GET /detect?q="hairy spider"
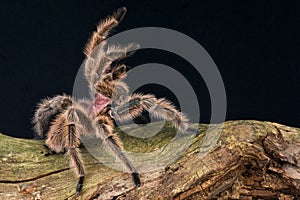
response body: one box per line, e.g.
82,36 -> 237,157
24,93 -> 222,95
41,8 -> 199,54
32,7 -> 189,194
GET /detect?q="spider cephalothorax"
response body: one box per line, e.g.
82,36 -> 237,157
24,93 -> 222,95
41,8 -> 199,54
32,7 -> 189,195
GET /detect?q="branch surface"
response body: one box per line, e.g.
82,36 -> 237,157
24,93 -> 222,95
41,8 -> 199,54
0,121 -> 299,199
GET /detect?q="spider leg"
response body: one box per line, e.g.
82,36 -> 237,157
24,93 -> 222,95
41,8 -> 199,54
86,43 -> 138,97
113,93 -> 189,132
100,43 -> 139,81
46,103 -> 94,194
46,101 -> 140,193
95,115 -> 141,186
83,7 -> 138,96
83,7 -> 129,92
84,7 -> 127,57
32,94 -> 72,138
93,48 -> 135,102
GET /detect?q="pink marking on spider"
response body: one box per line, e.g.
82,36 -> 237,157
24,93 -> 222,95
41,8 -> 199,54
90,93 -> 111,116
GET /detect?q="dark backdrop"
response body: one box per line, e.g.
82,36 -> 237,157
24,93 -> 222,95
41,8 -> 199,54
0,0 -> 299,138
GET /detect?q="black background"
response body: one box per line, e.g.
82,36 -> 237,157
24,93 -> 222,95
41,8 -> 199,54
0,0 -> 299,138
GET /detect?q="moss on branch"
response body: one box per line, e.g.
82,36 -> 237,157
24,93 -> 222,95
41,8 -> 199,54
0,121 -> 299,199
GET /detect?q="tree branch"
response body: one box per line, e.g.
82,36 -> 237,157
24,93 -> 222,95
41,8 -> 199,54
0,120 -> 299,199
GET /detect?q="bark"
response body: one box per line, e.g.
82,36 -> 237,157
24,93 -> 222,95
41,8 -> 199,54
0,120 -> 299,200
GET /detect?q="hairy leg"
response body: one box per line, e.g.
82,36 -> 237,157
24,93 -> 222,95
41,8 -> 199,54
84,7 -> 127,57
113,93 -> 189,132
83,7 -> 138,97
95,115 -> 141,186
88,45 -> 137,97
83,7 -> 128,93
46,103 -> 95,194
100,43 -> 138,81
32,94 -> 72,138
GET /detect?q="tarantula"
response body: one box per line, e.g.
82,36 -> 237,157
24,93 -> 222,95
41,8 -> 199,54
32,7 -> 189,194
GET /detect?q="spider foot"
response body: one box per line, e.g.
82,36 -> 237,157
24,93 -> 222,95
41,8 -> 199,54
76,176 -> 85,194
131,172 -> 141,187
